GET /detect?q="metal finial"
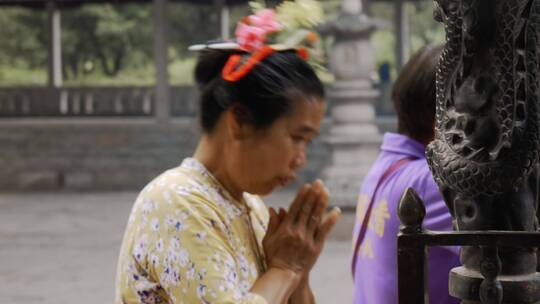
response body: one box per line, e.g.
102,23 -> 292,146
398,187 -> 426,234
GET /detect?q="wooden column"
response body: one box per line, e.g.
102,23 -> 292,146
47,0 -> 62,88
153,0 -> 170,125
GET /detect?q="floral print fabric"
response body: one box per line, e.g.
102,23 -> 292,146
115,158 -> 269,304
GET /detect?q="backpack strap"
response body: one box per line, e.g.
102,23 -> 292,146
351,157 -> 413,279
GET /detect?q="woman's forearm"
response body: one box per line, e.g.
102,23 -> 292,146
251,267 -> 302,304
288,278 -> 315,304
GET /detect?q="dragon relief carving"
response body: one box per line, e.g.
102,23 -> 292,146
427,0 -> 540,198
426,1 -> 540,302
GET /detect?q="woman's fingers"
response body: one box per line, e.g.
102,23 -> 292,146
315,207 -> 341,244
267,207 -> 279,235
264,185 -> 338,277
285,184 -> 311,224
306,184 -> 329,234
278,208 -> 286,221
295,181 -> 321,227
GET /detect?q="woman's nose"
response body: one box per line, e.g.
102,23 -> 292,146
291,151 -> 306,170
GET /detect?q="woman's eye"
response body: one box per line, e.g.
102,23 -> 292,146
292,136 -> 302,142
292,135 -> 312,145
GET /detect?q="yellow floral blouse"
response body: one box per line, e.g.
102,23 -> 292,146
115,158 -> 270,304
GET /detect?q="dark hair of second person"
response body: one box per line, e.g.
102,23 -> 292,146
194,49 -> 325,133
392,44 -> 444,145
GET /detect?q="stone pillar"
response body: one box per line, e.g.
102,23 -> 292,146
320,0 -> 381,207
394,0 -> 409,71
215,0 -> 230,40
47,0 -> 62,88
426,0 -> 540,302
153,0 -> 170,125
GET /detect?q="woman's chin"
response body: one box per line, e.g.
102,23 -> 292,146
248,184 -> 278,197
258,188 -> 276,197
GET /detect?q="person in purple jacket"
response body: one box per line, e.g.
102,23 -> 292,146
352,45 -> 460,304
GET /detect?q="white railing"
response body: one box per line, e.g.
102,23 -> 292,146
0,85 -> 199,117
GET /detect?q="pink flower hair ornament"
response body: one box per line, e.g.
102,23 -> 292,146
188,1 -> 325,83
223,8 -> 311,82
236,9 -> 282,52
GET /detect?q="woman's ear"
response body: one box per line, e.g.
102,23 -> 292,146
225,104 -> 255,140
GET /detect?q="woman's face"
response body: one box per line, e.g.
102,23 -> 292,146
228,97 -> 326,196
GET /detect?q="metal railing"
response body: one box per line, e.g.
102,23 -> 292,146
397,188 -> 540,304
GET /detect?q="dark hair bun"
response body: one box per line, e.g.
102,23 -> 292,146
194,50 -> 239,87
193,49 -> 325,133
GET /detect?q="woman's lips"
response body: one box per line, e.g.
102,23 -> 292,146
278,176 -> 295,187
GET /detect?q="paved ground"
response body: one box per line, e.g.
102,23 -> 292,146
0,191 -> 354,304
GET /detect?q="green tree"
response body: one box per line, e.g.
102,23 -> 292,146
0,8 -> 47,69
61,4 -> 153,79
0,8 -> 47,85
0,1 -> 443,86
369,0 -> 443,79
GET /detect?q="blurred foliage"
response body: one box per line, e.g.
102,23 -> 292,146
61,4 -> 153,79
0,0 -> 442,86
369,1 -> 444,81
0,8 -> 48,85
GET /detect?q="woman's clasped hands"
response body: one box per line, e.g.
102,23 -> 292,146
263,180 -> 341,283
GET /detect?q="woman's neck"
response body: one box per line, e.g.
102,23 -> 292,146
193,135 -> 244,202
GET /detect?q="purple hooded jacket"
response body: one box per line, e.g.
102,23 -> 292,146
352,133 -> 460,304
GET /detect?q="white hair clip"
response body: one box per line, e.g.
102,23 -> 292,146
187,42 -> 242,52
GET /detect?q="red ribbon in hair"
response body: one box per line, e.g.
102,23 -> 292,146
222,46 -> 310,82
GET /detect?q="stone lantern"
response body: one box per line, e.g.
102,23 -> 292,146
321,0 -> 381,207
